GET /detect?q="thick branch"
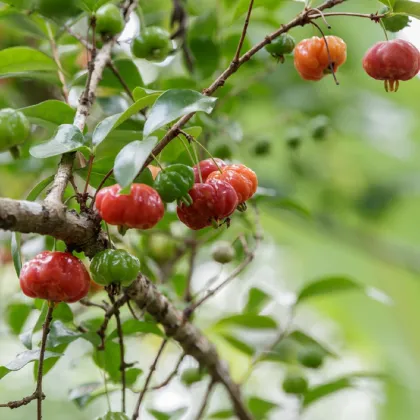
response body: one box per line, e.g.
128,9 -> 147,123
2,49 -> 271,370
125,275 -> 252,420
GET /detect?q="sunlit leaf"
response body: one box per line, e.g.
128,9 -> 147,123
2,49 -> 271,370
247,396 -> 279,420
0,47 -> 56,76
19,100 -> 76,128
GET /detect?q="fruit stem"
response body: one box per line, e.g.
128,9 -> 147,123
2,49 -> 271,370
188,136 -> 224,173
36,302 -> 55,420
151,153 -> 165,170
136,4 -> 146,34
191,142 -> 203,183
9,146 -> 20,160
177,133 -> 197,166
379,20 -> 389,41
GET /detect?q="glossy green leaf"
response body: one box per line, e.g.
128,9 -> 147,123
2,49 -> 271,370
247,397 -> 278,420
125,368 -> 143,387
244,287 -> 270,314
219,332 -> 255,356
26,175 -> 55,201
214,314 -> 277,329
303,373 -> 383,408
114,137 -> 158,188
133,87 -> 163,101
289,330 -> 337,358
11,232 -> 22,278
30,124 -> 88,158
70,382 -> 119,409
209,410 -> 234,419
108,319 -> 164,340
92,93 -> 160,148
6,302 -> 32,335
45,321 -> 82,349
393,1 -> 420,18
148,407 -> 187,420
19,100 -> 76,129
0,47 -> 56,76
143,89 -> 217,137
93,342 -> 121,383
296,276 -> 362,304
0,350 -> 61,380
76,0 -> 111,12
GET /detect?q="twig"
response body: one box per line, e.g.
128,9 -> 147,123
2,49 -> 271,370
233,0 -> 255,63
80,298 -> 109,311
109,294 -> 127,412
193,380 -> 216,420
309,12 -> 385,20
127,299 -> 141,320
46,22 -> 69,102
108,61 -> 135,101
97,295 -> 129,350
150,353 -> 186,391
0,304 -> 54,415
132,339 -> 168,420
184,241 -> 197,302
36,303 -> 54,419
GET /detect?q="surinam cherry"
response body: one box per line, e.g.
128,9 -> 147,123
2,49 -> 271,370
294,36 -> 347,81
363,39 -> 420,92
193,158 -> 226,183
19,252 -> 91,303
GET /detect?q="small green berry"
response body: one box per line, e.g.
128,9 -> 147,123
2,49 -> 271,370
212,241 -> 235,264
282,371 -> 309,395
310,115 -> 330,141
297,346 -> 325,369
132,26 -> 172,61
181,368 -> 205,386
0,108 -> 30,153
265,34 -> 296,59
96,4 -> 125,36
253,140 -> 271,156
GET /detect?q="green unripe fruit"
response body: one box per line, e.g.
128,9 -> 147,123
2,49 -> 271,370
132,26 -> 172,61
148,233 -> 177,263
212,241 -> 235,264
96,4 -> 125,36
154,164 -> 194,203
212,144 -> 233,160
282,372 -> 309,395
297,346 -> 325,369
253,140 -> 271,156
265,34 -> 296,58
380,7 -> 410,32
90,249 -> 140,287
310,115 -> 330,141
0,108 -> 30,152
36,0 -> 80,19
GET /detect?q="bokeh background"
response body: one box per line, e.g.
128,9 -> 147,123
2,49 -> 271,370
1,0 -> 420,419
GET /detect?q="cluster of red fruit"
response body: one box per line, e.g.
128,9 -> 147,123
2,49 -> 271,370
95,159 -> 258,231
290,35 -> 420,92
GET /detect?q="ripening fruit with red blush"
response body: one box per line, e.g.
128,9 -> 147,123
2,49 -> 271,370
362,39 -> 420,92
193,158 -> 226,183
207,164 -> 258,203
294,36 -> 347,81
19,251 -> 91,303
95,183 -> 164,230
177,179 -> 238,230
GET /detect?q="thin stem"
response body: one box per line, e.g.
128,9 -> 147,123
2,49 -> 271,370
176,133 -> 196,166
150,353 -> 186,391
310,12 -> 385,20
188,136 -> 223,173
109,294 -> 127,412
233,0 -> 254,63
132,339 -> 168,420
83,155 -> 95,196
46,22 -> 69,102
191,143 -> 202,182
151,153 -> 165,170
36,302 -> 55,420
379,19 -> 389,41
91,169 -> 114,208
108,61 -> 136,101
193,380 -> 216,420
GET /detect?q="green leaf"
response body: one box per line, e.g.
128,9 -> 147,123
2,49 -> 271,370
11,232 -> 22,277
214,314 -> 277,330
148,408 -> 187,420
108,319 -> 164,340
219,332 -> 255,356
303,373 -> 382,408
209,410 -> 234,419
244,287 -> 270,314
393,1 -> 420,18
125,368 -> 143,387
19,100 -> 76,129
0,47 -> 56,76
76,0 -> 111,12
6,302 -> 32,335
247,397 -> 278,420
69,382 -> 119,408
26,175 -> 55,201
96,413 -> 130,420
0,350 -> 61,380
30,124 -> 88,158
289,330 -> 337,358
296,276 -> 362,304
46,321 -> 82,349
92,93 -> 160,148
143,89 -> 217,137
233,0 -> 280,20
93,342 -> 122,383
114,137 -> 158,188
2,0 -> 36,8
133,87 -> 163,101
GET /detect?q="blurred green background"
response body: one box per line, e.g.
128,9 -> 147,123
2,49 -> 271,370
1,0 -> 420,419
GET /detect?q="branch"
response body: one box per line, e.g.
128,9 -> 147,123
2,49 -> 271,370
140,0 -> 346,170
193,380 -> 216,420
233,0 -> 254,63
150,353 -> 186,391
45,0 -> 138,207
125,276 -> 253,420
132,339 -> 168,420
